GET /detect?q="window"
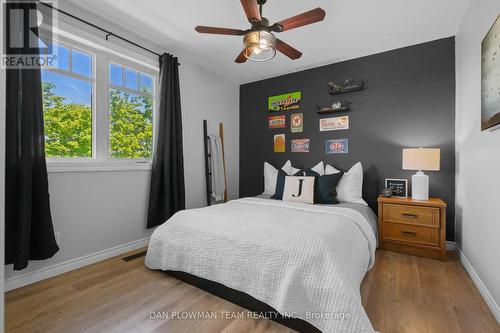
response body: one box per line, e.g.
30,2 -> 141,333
41,43 -> 94,158
41,37 -> 158,169
108,63 -> 154,159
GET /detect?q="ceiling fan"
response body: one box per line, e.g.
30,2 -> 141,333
195,0 -> 326,63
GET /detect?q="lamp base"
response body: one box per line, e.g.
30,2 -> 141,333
412,171 -> 429,201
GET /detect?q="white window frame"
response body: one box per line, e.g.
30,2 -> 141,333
42,39 -> 97,163
106,61 -> 157,163
43,33 -> 159,173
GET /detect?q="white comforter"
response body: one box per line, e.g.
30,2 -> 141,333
145,197 -> 377,333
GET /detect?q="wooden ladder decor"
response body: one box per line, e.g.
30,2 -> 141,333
203,120 -> 228,206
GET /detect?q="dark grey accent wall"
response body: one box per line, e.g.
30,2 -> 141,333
239,37 -> 456,240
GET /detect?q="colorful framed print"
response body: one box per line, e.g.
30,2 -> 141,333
291,113 -> 303,133
325,139 -> 348,154
291,139 -> 310,153
268,91 -> 301,112
274,134 -> 286,153
385,179 -> 408,198
481,15 -> 500,131
268,115 -> 286,129
319,116 -> 349,131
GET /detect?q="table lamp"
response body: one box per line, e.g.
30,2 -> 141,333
402,148 -> 440,201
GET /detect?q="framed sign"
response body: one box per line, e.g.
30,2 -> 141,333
291,139 -> 310,153
325,139 -> 348,154
274,134 -> 286,153
268,91 -> 301,112
319,116 -> 349,131
291,113 -> 303,133
385,179 -> 408,198
268,115 -> 286,129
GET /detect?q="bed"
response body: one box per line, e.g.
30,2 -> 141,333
145,195 -> 378,333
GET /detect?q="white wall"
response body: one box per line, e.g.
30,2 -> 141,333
455,0 -> 500,322
4,6 -> 239,285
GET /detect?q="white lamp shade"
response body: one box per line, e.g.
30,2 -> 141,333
402,148 -> 440,171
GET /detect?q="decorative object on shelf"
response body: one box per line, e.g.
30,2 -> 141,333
315,100 -> 350,114
291,139 -> 310,153
268,115 -> 286,129
328,78 -> 364,95
325,139 -> 348,154
381,187 -> 393,198
385,179 -> 408,198
291,113 -> 303,133
402,148 -> 440,201
273,134 -> 286,153
481,15 -> 500,131
319,115 -> 349,131
268,91 -> 301,111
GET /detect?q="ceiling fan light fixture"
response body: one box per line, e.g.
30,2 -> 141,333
243,30 -> 276,62
195,2 -> 325,64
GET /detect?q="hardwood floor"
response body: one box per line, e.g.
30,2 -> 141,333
6,249 -> 500,333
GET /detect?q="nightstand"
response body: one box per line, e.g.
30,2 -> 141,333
377,195 -> 447,261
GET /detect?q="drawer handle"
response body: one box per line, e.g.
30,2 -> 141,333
401,231 -> 417,237
402,213 -> 418,218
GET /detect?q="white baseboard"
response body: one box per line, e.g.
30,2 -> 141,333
456,245 -> 500,324
446,241 -> 456,251
5,237 -> 150,292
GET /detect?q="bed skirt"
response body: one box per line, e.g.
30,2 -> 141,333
165,270 -> 322,333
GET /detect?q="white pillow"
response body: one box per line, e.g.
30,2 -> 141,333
336,162 -> 367,205
310,161 -> 325,175
263,161 -> 301,195
283,160 -> 301,175
282,176 -> 315,204
325,163 -> 341,175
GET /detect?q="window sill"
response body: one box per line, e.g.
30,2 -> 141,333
47,163 -> 152,173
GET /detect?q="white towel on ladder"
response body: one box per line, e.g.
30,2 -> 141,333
208,135 -> 226,201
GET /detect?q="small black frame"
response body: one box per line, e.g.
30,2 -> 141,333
385,178 -> 408,198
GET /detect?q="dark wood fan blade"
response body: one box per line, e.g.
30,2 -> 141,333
195,26 -> 246,36
240,0 -> 261,23
276,8 -> 325,31
276,39 -> 302,60
235,49 -> 248,63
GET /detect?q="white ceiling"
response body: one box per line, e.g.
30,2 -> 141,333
64,0 -> 470,84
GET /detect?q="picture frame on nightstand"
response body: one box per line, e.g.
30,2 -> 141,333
385,179 -> 408,198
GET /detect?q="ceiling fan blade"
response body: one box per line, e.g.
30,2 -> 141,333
195,26 -> 246,36
235,49 -> 248,63
240,0 -> 261,23
276,39 -> 302,60
275,8 -> 326,31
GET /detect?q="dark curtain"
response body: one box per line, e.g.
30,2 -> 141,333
147,53 -> 185,228
5,4 -> 59,270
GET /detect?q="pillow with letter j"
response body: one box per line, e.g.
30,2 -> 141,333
282,176 -> 315,204
271,169 -> 303,200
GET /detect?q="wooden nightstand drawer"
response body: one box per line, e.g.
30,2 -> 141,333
383,222 -> 439,246
384,204 -> 439,228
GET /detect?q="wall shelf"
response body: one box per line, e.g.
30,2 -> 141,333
315,100 -> 351,114
316,107 -> 350,114
328,79 -> 364,95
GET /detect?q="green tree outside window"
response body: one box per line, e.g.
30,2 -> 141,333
42,81 -> 153,159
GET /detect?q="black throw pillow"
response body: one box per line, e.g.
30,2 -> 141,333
305,169 -> 344,204
271,169 -> 302,200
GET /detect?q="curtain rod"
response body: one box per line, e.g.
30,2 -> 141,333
40,2 -> 178,63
